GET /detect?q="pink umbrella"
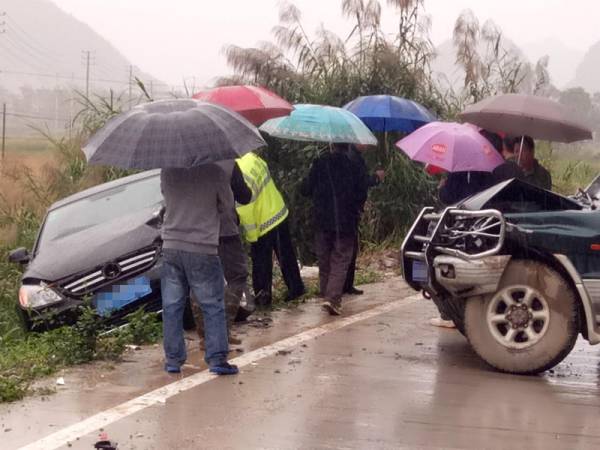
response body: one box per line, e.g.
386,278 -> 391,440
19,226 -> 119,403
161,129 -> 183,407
193,85 -> 293,126
396,122 -> 504,173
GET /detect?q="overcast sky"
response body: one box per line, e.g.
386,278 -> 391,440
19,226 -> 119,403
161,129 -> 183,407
50,0 -> 599,88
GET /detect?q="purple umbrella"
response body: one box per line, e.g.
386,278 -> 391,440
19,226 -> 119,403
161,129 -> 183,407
396,122 -> 504,173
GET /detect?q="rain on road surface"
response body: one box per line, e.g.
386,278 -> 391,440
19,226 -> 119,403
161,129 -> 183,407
4,277 -> 600,449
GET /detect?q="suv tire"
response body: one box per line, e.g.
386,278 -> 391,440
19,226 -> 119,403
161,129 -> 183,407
464,260 -> 579,375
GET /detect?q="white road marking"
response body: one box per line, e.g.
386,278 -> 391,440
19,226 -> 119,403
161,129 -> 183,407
20,295 -> 421,450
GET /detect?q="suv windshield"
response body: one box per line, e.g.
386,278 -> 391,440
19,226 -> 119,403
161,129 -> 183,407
37,175 -> 162,250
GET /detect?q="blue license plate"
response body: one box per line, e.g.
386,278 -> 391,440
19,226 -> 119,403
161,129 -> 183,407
412,261 -> 428,282
95,276 -> 152,317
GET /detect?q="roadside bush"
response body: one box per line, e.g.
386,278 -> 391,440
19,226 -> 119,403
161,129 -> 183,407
121,307 -> 162,346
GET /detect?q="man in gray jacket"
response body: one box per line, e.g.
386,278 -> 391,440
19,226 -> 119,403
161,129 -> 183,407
191,160 -> 253,347
161,164 -> 238,375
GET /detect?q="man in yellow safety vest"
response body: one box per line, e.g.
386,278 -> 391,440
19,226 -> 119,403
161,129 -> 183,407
236,152 -> 305,306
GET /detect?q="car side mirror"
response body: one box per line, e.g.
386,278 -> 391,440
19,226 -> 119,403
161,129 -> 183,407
146,206 -> 165,228
8,247 -> 30,265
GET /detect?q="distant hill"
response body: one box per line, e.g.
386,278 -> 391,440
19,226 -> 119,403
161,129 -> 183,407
521,38 -> 582,89
570,41 -> 600,93
0,0 -> 163,94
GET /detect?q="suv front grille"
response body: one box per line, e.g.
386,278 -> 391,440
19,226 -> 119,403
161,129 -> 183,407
58,245 -> 160,297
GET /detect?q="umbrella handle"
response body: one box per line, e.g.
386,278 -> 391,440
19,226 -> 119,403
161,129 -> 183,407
517,136 -> 524,164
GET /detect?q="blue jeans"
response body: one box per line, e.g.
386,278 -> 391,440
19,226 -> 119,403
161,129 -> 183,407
161,249 -> 228,368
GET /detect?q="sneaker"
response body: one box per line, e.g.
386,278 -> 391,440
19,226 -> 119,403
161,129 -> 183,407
322,299 -> 342,316
345,287 -> 364,295
165,364 -> 181,374
209,362 -> 239,375
429,317 -> 456,328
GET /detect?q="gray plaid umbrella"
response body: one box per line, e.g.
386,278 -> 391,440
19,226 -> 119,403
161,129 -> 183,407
83,99 -> 266,169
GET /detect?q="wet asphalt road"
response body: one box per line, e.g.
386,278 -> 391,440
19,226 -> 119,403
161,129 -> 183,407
5,277 -> 600,449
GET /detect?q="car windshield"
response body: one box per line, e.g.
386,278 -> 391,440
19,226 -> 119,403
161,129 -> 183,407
37,175 -> 162,250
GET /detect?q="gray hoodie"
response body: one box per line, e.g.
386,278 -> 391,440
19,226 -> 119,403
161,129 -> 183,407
161,165 -> 232,255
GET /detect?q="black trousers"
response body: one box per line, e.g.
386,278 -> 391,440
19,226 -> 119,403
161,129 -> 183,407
250,218 -> 305,304
343,235 -> 359,292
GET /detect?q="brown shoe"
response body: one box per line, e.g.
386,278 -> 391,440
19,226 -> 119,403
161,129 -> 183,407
229,335 -> 243,345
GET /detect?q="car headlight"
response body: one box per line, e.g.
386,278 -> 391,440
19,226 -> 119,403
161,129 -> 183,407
19,284 -> 63,309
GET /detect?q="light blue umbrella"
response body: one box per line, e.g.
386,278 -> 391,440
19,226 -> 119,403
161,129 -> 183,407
259,104 -> 378,145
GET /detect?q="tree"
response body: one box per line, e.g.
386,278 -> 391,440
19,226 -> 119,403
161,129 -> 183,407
452,10 -> 537,104
217,0 -> 442,253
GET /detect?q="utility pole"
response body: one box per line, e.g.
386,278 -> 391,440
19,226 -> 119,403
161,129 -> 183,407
1,103 -> 6,162
82,50 -> 94,97
85,51 -> 91,97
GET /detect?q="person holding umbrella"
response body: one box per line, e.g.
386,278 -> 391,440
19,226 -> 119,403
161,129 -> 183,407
437,129 -> 503,205
261,104 -> 378,315
514,136 -> 552,190
342,144 -> 385,296
343,95 -> 435,294
491,135 -> 524,183
190,159 -> 252,349
83,99 -> 266,375
459,93 -> 593,189
190,85 -> 295,336
397,122 -> 505,328
301,143 -> 367,315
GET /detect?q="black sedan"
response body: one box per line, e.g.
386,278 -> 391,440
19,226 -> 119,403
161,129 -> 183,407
9,170 -> 175,330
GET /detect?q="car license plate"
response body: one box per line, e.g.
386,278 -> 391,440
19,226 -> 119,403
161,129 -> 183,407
95,276 -> 152,317
412,260 -> 428,282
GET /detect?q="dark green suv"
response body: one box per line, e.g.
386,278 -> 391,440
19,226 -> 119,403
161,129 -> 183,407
402,177 -> 600,374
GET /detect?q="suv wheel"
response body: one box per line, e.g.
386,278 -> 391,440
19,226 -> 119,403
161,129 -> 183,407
464,260 -> 579,375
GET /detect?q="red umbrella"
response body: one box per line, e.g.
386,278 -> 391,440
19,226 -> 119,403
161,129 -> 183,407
192,85 -> 293,126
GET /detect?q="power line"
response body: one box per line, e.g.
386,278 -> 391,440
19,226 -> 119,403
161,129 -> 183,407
4,23 -> 68,66
4,13 -> 67,62
0,69 -> 131,86
7,112 -> 70,121
3,33 -> 61,72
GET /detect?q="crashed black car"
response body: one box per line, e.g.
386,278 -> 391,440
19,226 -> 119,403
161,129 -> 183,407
9,170 -> 173,330
402,176 -> 600,375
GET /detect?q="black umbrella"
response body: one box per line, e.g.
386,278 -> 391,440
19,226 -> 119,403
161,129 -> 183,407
83,99 -> 266,169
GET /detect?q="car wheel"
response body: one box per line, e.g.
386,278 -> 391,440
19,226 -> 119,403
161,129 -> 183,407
464,260 -> 579,375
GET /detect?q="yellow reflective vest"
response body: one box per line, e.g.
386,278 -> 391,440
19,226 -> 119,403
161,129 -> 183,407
236,152 -> 289,243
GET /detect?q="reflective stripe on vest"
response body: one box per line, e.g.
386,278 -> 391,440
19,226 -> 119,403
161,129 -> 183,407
259,204 -> 288,233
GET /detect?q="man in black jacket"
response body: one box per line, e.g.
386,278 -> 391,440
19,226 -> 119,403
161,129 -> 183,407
492,135 -> 524,184
301,144 -> 367,315
343,144 -> 384,295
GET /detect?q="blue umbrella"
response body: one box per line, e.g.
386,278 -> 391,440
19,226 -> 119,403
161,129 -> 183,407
260,104 -> 378,145
343,95 -> 436,133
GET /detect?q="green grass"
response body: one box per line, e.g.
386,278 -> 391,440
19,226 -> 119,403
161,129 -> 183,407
0,305 -> 162,403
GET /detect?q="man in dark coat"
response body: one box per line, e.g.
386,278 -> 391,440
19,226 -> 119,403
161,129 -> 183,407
492,135 -> 524,184
515,135 -> 552,190
343,144 -> 384,295
301,144 -> 367,315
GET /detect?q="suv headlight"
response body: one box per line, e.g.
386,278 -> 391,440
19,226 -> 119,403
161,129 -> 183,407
19,284 -> 63,309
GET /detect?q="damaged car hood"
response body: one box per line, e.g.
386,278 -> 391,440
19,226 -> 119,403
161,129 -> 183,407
24,206 -> 161,281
